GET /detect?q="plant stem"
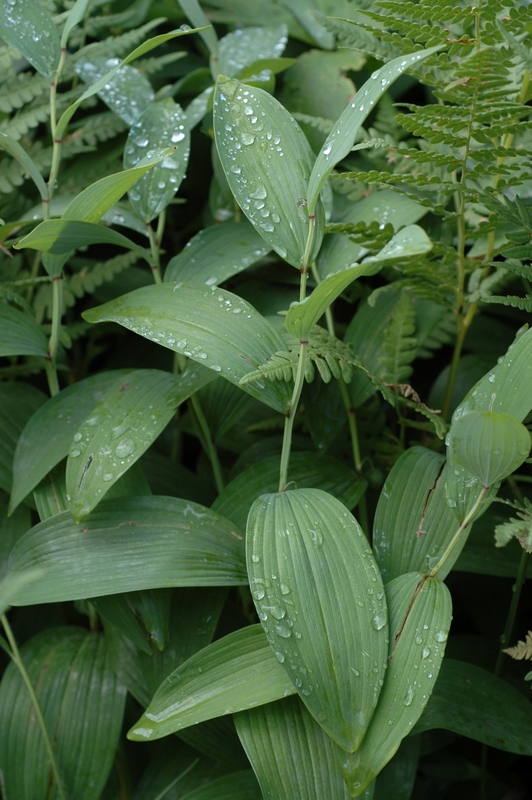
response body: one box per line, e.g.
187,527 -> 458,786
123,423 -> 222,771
45,275 -> 63,397
1,615 -> 67,800
189,393 -> 224,494
47,48 -> 67,215
279,338 -> 308,492
147,223 -> 162,284
428,486 -> 488,578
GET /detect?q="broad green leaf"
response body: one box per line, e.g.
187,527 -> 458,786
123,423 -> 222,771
0,499 -> 31,578
0,0 -> 61,78
0,383 -> 46,495
128,625 -> 294,741
217,25 -> 288,78
447,326 -> 532,521
56,25 -> 206,138
447,411 -> 530,488
414,659 -> 532,754
0,302 -> 48,358
0,568 -> 45,616
128,588 -> 172,651
234,696 -> 369,800
279,0 -> 335,49
0,627 -> 126,800
341,573 -> 452,795
285,225 -> 432,339
307,45 -> 444,213
247,488 -> 388,752
6,496 -> 246,604
82,283 -> 291,414
60,0 -> 91,47
64,152 -> 172,224
213,76 -> 325,268
65,367 -> 213,521
9,370 -> 129,513
181,771 -> 262,800
178,0 -> 218,57
317,190 -> 427,280
90,592 -> 156,656
124,99 -> 190,222
164,221 -> 270,285
0,132 -> 48,200
14,219 -> 150,261
373,448 -> 465,582
212,451 -> 366,532
373,736 -> 420,800
74,57 -> 155,126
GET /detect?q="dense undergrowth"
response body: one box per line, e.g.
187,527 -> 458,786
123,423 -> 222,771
1,0 -> 532,798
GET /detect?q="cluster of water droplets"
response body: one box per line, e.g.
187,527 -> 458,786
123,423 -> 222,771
217,24 -> 288,78
74,58 -> 154,126
3,0 -> 59,78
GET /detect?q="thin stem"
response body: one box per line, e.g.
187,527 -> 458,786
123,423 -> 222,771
147,223 -> 162,284
428,486 -> 488,578
495,548 -> 529,675
1,615 -> 67,800
47,48 -> 67,214
189,393 -> 224,494
152,759 -> 199,800
45,275 -> 63,397
279,339 -> 308,492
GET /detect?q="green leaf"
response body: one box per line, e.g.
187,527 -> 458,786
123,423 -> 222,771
341,573 -> 452,795
373,736 -> 420,800
306,45 -> 444,213
217,25 -> 288,78
414,659 -> 532,754
239,57 -> 296,80
65,367 -> 212,521
285,225 -> 432,339
0,568 -> 45,616
10,371 -> 129,514
447,411 -> 530,488
178,0 -> 218,57
74,56 -> 155,126
6,496 -> 247,604
212,451 -> 366,533
278,0 -> 335,49
14,219 -> 150,261
0,383 -> 46,495
213,76 -> 324,268
0,302 -> 48,358
124,99 -> 190,222
181,772 -> 262,800
247,488 -> 388,752
128,625 -> 293,741
0,132 -> 48,200
60,0 -> 91,48
56,25 -> 207,139
82,283 -> 291,414
0,0 -> 61,79
0,627 -> 126,800
234,696 -> 367,800
164,221 -> 270,285
373,447 -> 464,582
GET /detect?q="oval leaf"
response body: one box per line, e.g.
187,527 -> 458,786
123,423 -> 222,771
213,76 -> 324,268
124,99 -> 190,222
65,367 -> 212,521
82,283 -> 291,414
75,57 -> 155,126
247,488 -> 388,752
0,0 -> 61,78
307,45 -> 443,213
341,572 -> 452,795
447,410 -> 531,488
5,496 -> 247,605
217,25 -> 288,77
0,627 -> 126,800
164,221 -> 270,285
128,625 -> 294,741
15,219 -> 150,261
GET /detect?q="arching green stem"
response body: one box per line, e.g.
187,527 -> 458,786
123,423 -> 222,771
428,486 -> 488,578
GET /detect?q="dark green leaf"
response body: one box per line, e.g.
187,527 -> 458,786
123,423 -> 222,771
0,303 -> 48,358
0,382 -> 46,495
6,496 -> 247,604
74,57 -> 155,126
0,0 -> 61,78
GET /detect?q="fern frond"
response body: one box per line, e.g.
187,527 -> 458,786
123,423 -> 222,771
416,308 -> 456,359
292,112 -> 334,135
65,111 -> 128,149
317,13 -> 402,62
68,251 -> 141,300
0,102 -> 51,141
482,295 -> 532,312
383,381 -> 446,438
75,19 -> 163,62
503,632 -> 532,661
495,498 -> 532,552
136,52 -> 187,77
0,44 -> 24,73
0,72 -> 49,114
379,292 -> 417,383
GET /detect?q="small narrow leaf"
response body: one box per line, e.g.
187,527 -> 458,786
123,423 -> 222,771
178,0 -> 218,57
307,45 -> 443,213
447,410 -> 530,488
66,368 -> 212,521
213,76 -> 324,268
60,0 -> 91,47
247,488 -> 388,752
0,569 -> 45,616
0,0 -> 61,78
0,132 -> 48,200
15,219 -> 150,262
234,696 -> 360,800
124,99 -> 190,222
285,225 -> 432,339
164,221 -> 270,285
128,625 -> 293,741
6,496 -> 247,605
83,283 -> 291,414
341,573 -> 452,795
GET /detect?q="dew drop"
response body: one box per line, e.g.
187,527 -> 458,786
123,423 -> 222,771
241,133 -> 255,146
403,686 -> 415,706
435,631 -> 448,643
250,186 -> 267,200
251,554 -> 260,563
422,647 -> 431,659
274,651 -> 285,663
102,473 -> 114,482
252,587 -> 265,600
371,614 -> 387,631
70,448 -> 81,458
115,439 -> 136,458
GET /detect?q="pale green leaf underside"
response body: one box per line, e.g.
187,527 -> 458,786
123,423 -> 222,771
6,496 -> 247,605
83,283 -> 291,414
